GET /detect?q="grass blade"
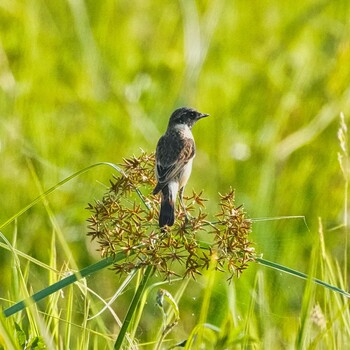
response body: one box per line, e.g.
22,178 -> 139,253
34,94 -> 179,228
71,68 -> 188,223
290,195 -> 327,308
3,253 -> 124,318
0,162 -> 125,230
256,257 -> 350,298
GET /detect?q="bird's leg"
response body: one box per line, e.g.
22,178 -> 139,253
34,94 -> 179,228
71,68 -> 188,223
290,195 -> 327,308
179,187 -> 191,224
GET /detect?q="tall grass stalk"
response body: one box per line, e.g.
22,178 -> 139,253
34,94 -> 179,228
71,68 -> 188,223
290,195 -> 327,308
185,257 -> 217,349
113,266 -> 153,350
338,112 -> 349,285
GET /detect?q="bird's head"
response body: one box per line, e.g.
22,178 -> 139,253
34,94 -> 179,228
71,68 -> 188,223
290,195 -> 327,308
168,107 -> 209,129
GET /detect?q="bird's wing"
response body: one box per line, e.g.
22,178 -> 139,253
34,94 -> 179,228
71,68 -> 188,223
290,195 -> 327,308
154,136 -> 195,192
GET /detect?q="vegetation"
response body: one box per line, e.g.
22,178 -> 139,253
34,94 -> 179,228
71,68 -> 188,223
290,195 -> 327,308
0,0 -> 350,348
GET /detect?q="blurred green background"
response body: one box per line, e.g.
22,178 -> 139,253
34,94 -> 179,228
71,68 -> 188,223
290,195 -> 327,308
1,0 -> 350,347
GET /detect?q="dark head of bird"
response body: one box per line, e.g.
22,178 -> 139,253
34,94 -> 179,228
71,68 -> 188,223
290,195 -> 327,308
168,107 -> 209,129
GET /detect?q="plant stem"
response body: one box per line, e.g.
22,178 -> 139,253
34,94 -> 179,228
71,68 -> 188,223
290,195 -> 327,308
114,265 -> 153,350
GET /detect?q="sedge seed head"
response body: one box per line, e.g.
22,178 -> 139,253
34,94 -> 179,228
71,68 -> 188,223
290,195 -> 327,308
86,151 -> 255,281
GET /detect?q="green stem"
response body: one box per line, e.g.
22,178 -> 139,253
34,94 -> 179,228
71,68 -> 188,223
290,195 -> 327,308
114,265 -> 153,350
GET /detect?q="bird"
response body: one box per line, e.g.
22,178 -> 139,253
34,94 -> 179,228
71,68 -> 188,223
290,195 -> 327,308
153,107 -> 209,228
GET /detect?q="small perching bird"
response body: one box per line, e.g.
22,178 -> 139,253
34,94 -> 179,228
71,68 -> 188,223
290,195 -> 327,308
153,107 -> 209,228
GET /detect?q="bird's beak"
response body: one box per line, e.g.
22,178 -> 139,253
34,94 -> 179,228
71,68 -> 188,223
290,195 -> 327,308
198,113 -> 209,119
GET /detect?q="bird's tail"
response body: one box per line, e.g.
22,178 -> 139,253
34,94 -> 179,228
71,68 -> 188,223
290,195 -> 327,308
159,186 -> 175,227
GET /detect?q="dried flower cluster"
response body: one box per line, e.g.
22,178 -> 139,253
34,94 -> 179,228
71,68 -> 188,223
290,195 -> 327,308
86,151 -> 255,281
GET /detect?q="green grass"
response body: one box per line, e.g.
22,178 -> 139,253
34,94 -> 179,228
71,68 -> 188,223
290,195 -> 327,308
1,0 -> 350,348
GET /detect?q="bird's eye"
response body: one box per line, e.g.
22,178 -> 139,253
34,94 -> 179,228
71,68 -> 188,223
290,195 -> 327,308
190,112 -> 195,117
